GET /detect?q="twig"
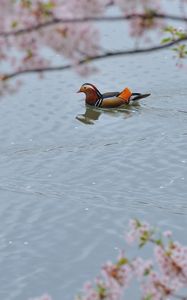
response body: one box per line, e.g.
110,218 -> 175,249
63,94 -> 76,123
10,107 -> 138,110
0,13 -> 187,37
1,36 -> 187,81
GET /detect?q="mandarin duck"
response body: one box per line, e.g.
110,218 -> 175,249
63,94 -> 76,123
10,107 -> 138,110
77,83 -> 151,108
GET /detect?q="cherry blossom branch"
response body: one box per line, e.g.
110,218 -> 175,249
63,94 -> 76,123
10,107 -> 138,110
27,219 -> 187,300
1,36 -> 187,81
75,219 -> 187,300
0,13 -> 187,38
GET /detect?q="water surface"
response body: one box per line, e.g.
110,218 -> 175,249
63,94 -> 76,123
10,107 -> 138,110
0,18 -> 187,300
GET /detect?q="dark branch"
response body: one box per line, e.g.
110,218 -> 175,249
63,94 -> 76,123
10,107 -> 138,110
0,13 -> 187,37
173,293 -> 187,300
2,36 -> 187,81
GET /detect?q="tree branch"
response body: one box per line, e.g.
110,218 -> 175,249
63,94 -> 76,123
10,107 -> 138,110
1,36 -> 187,81
0,13 -> 187,38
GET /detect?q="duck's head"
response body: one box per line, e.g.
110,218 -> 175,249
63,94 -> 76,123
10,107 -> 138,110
77,83 -> 102,105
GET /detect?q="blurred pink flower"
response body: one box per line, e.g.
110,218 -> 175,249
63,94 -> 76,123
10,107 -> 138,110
163,230 -> 173,238
30,294 -> 52,300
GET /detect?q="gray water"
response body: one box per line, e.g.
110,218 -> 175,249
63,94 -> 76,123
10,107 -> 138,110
0,13 -> 187,300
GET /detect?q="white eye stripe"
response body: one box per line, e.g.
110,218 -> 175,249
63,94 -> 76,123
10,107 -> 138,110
83,84 -> 95,90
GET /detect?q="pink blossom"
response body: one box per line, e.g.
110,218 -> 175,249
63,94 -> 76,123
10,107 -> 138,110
141,271 -> 176,300
132,257 -> 153,278
163,230 -> 173,238
29,294 -> 52,300
155,242 -> 187,285
125,219 -> 152,245
102,260 -> 132,287
80,278 -> 122,300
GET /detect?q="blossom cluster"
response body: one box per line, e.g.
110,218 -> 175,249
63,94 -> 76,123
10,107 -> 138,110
32,219 -> 187,300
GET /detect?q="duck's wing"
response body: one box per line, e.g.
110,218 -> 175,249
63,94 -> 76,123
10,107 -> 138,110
102,92 -> 120,99
100,97 -> 127,108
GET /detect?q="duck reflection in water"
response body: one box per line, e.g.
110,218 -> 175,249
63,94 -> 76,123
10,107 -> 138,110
76,104 -> 139,125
